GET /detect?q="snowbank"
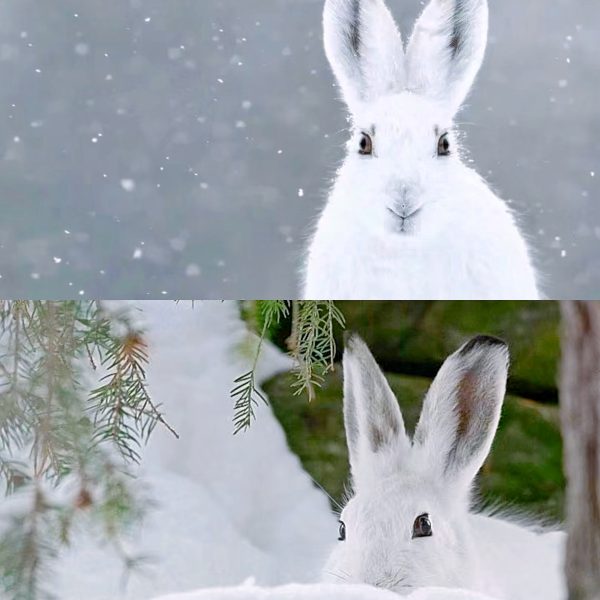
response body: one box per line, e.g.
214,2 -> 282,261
52,301 -> 336,599
151,583 -> 499,600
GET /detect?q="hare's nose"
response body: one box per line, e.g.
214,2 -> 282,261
389,182 -> 422,216
393,197 -> 422,221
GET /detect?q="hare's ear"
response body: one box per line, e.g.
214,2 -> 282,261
323,0 -> 405,113
405,0 -> 489,115
414,336 -> 508,491
343,334 -> 409,484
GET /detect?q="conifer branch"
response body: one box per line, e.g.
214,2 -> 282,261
232,301 -> 289,434
0,301 -> 170,600
232,301 -> 346,430
288,301 -> 345,401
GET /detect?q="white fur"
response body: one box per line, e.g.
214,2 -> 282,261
323,335 -> 565,598
304,0 -> 540,300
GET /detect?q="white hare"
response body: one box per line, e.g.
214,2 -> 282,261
303,0 -> 540,300
323,334 -> 565,598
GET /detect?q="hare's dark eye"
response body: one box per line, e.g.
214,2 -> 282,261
412,513 -> 432,539
338,520 -> 346,541
359,133 -> 373,156
437,133 -> 451,157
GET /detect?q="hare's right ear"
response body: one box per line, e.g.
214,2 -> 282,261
323,0 -> 405,114
405,0 -> 489,115
414,336 -> 509,493
343,334 -> 409,485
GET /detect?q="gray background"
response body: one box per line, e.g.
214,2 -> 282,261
0,0 -> 598,299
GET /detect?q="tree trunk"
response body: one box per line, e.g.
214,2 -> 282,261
560,301 -> 600,600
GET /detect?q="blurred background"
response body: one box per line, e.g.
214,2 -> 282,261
0,0 -> 598,298
265,301 -> 565,520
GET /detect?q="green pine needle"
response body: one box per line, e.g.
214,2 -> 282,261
0,300 -> 171,600
232,301 -> 346,432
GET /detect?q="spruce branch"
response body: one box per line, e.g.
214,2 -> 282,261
0,301 -> 172,600
232,301 -> 346,431
0,484 -> 56,600
0,456 -> 29,495
288,301 -> 346,401
232,301 -> 289,434
231,370 -> 267,435
87,311 -> 177,462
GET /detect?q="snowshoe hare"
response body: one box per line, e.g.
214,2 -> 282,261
324,334 -> 565,598
303,0 -> 540,299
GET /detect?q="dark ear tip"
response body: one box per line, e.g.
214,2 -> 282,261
344,331 -> 368,353
459,335 -> 508,357
344,330 -> 359,347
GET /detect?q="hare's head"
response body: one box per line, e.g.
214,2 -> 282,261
324,334 -> 508,593
324,0 -> 489,236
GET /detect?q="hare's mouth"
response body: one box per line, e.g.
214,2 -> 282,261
389,583 -> 416,596
387,206 -> 422,234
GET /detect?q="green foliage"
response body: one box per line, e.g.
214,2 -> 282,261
88,322 -> 178,463
232,371 -> 269,435
232,301 -> 289,434
0,487 -> 58,600
482,399 -> 565,519
335,301 -> 561,403
289,301 -> 346,401
0,301 -> 175,600
232,301 -> 345,433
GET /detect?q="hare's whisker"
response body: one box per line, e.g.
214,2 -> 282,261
309,476 -> 343,512
324,570 -> 349,583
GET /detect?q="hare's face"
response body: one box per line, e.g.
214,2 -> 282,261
324,470 -> 472,593
343,93 -> 457,237
325,334 -> 509,594
323,0 -> 490,234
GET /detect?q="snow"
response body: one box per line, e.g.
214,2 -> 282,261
151,584 -> 499,600
50,301 -> 336,598
120,178 -> 136,192
1,1 -> 598,299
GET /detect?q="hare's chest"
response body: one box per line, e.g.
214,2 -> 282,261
303,205 -> 537,299
305,233 -> 461,299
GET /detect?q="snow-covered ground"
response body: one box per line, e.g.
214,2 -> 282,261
152,583 -> 500,600
53,301 -> 336,598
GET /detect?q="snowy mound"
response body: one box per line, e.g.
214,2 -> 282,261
53,301 -> 336,599
151,583 -> 500,600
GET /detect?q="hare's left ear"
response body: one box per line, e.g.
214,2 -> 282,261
405,0 -> 489,115
323,0 -> 405,114
414,336 -> 508,491
343,334 -> 410,486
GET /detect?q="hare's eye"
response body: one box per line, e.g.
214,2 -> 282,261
437,133 -> 451,157
412,514 -> 433,539
359,133 -> 373,156
338,520 -> 346,541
